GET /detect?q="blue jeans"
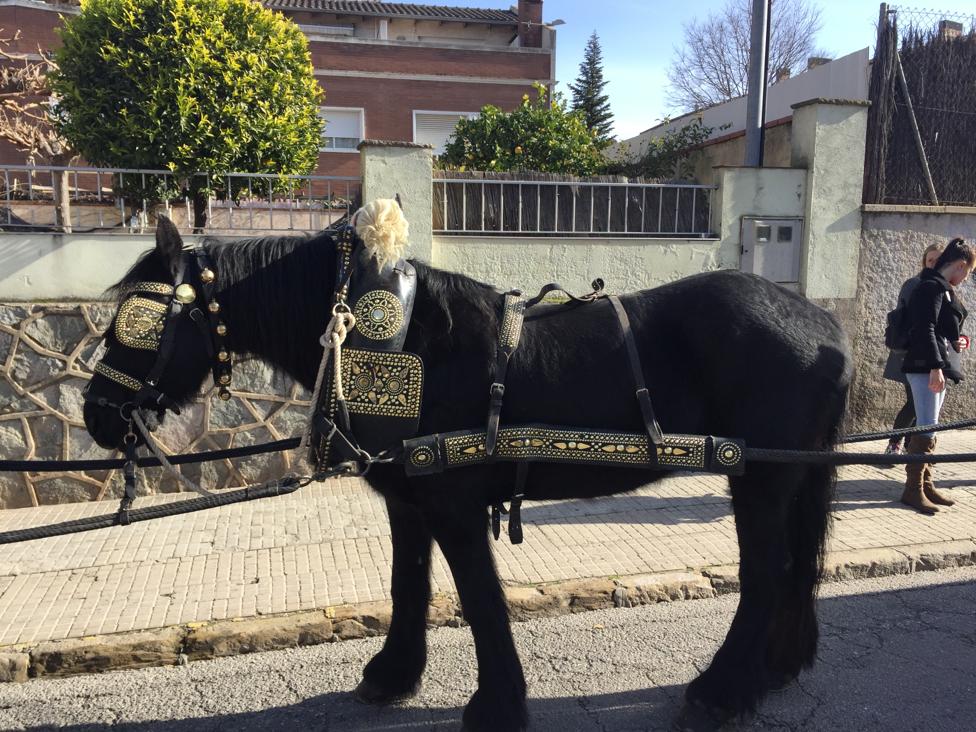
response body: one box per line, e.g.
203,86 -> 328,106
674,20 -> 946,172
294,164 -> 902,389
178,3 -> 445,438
905,372 -> 948,438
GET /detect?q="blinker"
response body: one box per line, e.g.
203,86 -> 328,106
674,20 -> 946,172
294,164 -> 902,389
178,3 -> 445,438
174,283 -> 197,304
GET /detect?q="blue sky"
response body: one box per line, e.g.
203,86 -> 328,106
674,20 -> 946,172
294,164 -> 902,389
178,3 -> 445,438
446,0 -> 976,139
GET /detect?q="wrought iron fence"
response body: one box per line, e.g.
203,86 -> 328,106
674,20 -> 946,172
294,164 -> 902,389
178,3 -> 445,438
865,4 -> 976,206
432,174 -> 716,238
0,166 -> 361,234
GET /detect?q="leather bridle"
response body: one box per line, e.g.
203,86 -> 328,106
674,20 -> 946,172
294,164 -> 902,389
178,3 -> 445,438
84,248 -> 232,424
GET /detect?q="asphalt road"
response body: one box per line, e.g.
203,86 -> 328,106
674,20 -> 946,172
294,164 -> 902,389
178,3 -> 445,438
1,566 -> 974,732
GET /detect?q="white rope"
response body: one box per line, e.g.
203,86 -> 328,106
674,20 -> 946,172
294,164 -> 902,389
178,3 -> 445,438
299,309 -> 357,452
131,410 -> 214,496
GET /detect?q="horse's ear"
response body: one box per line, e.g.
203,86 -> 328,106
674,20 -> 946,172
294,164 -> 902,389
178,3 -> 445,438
155,215 -> 184,279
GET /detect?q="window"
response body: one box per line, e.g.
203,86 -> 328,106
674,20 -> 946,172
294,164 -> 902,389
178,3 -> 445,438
319,108 -> 364,152
300,24 -> 355,41
413,111 -> 478,155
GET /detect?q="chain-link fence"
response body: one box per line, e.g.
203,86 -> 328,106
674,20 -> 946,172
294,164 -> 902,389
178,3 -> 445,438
864,4 -> 976,206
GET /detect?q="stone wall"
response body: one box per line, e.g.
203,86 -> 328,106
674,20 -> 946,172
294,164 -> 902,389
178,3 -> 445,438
848,207 -> 976,432
0,304 -> 308,510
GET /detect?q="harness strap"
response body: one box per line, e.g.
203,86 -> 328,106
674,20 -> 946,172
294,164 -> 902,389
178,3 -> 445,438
486,290 -> 526,456
138,256 -> 188,406
523,278 -> 605,308
491,462 -> 528,544
608,295 -> 664,451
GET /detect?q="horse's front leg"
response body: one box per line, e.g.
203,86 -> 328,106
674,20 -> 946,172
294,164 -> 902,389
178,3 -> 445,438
431,500 -> 528,732
356,494 -> 433,703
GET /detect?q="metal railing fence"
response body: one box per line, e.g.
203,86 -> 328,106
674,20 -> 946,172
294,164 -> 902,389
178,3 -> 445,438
432,176 -> 716,238
0,165 -> 361,234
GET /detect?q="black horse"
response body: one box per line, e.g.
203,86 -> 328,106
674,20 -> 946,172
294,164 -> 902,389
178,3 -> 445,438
84,218 -> 852,731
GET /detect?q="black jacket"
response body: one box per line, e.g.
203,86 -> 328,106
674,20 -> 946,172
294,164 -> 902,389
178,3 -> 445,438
902,269 -> 968,382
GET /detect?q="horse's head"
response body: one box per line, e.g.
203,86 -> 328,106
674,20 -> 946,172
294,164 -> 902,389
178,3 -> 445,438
84,218 -> 227,449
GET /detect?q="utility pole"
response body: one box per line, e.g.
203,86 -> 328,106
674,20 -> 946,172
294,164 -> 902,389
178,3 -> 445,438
744,0 -> 771,166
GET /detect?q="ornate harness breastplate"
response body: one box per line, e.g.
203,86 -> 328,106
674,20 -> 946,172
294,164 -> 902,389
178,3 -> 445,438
308,228 -> 423,471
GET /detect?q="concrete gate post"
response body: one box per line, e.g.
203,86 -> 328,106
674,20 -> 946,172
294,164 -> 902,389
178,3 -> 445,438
359,141 -> 434,263
790,98 -> 871,300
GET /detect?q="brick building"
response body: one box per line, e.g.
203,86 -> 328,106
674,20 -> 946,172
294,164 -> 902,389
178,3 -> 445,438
0,0 -> 557,176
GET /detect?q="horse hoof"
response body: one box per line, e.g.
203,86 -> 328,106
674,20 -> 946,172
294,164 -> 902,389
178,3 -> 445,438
672,699 -> 730,732
353,678 -> 419,705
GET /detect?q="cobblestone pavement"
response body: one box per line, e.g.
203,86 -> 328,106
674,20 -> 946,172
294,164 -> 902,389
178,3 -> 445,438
0,432 -> 974,646
1,567 -> 973,731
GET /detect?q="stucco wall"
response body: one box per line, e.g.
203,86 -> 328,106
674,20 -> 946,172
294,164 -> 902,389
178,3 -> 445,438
848,207 -> 976,432
432,236 -> 722,294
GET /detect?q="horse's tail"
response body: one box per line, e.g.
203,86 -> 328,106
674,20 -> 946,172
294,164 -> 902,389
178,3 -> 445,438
778,345 -> 850,671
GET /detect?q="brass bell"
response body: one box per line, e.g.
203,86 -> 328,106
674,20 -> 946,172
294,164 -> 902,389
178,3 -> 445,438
174,283 -> 196,304
218,350 -> 230,362
200,268 -> 216,284
208,301 -> 220,314
216,323 -> 227,336
218,388 -> 231,401
218,373 -> 231,385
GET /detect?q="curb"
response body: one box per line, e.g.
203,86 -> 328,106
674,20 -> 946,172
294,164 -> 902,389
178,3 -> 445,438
2,539 -> 974,682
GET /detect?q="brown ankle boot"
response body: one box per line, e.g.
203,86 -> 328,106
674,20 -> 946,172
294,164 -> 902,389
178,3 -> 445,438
902,435 -> 940,515
921,437 -> 954,506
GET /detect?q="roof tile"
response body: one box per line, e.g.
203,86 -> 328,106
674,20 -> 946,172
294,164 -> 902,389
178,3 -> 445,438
265,1 -> 518,24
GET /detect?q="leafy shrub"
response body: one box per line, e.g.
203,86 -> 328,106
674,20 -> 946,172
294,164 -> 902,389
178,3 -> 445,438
440,83 -> 604,175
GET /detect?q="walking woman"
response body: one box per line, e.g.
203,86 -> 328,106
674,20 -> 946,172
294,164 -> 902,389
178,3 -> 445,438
882,243 -> 944,456
901,238 -> 975,514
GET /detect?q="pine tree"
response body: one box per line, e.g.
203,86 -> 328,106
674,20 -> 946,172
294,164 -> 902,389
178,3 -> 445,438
569,32 -> 614,145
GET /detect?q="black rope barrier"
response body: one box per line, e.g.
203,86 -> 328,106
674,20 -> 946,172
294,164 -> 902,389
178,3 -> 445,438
0,473 -> 322,545
0,438 -> 301,473
840,416 -> 976,444
744,448 -> 976,466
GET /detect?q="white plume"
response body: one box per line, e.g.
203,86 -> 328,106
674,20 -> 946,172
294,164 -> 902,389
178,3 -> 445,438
353,198 -> 409,270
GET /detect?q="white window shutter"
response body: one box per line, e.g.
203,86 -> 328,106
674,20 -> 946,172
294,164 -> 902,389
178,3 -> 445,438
414,112 -> 472,155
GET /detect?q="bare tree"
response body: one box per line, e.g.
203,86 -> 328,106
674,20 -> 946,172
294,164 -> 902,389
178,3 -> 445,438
667,0 -> 825,113
0,30 -> 76,230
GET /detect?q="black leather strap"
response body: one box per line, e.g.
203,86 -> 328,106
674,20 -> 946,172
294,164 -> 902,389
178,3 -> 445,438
486,290 -> 525,455
137,256 -> 188,409
608,295 -> 664,449
523,278 -> 605,309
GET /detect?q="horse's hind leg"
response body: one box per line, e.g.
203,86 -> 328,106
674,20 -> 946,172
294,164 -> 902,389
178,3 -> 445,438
356,496 -> 433,703
430,501 -> 528,732
680,463 -> 810,728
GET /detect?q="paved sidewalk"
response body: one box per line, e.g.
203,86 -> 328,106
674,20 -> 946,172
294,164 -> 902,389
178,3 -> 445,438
1,432 -> 975,648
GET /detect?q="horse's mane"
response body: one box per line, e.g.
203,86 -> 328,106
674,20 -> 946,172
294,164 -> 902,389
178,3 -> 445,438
109,229 -> 501,380
409,260 -> 500,355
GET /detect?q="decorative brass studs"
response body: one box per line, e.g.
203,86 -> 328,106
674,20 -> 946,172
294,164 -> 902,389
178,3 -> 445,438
174,283 -> 197,304
200,268 -> 216,284
115,297 -> 167,351
218,373 -> 231,385
218,388 -> 231,401
352,290 -> 405,341
715,441 -> 743,468
216,323 -> 227,336
208,301 -> 221,314
409,446 -> 435,468
218,350 -> 230,362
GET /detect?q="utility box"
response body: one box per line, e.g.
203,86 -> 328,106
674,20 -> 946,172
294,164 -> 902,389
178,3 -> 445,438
740,217 -> 804,288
